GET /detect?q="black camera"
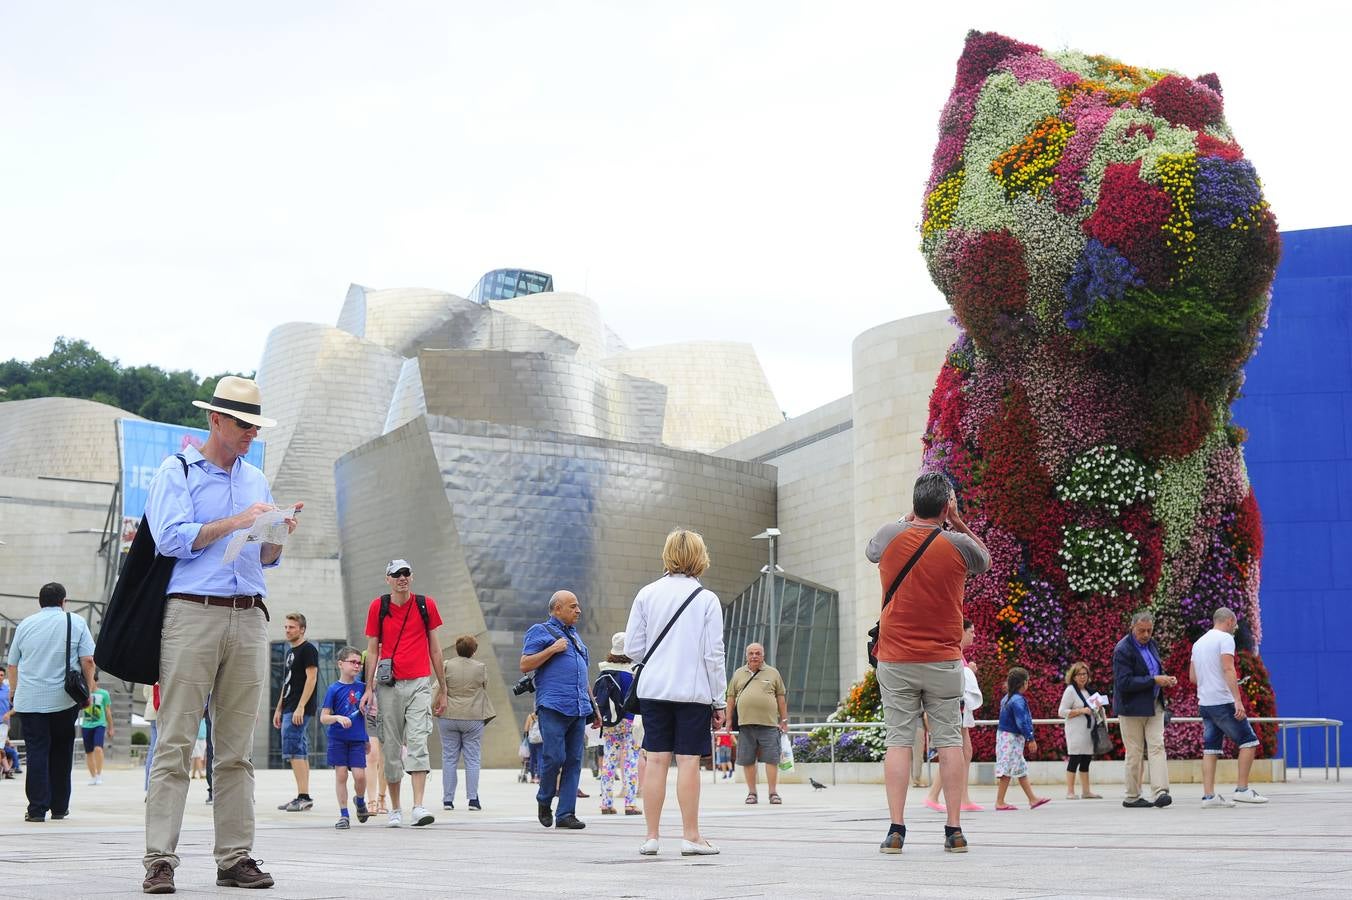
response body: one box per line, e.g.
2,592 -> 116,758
512,674 -> 536,696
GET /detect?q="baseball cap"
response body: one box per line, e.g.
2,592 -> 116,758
385,559 -> 412,576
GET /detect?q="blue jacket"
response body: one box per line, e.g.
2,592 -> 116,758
998,692 -> 1034,740
1112,634 -> 1167,717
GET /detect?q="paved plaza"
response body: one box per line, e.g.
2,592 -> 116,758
2,765 -> 1349,898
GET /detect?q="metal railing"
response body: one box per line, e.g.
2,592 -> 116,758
764,715 -> 1343,786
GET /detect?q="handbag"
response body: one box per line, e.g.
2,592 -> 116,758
64,612 -> 91,709
1074,683 -> 1114,756
867,528 -> 942,667
622,585 -> 704,715
94,454 -> 188,685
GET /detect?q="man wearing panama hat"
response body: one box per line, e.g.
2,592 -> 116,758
141,375 -> 301,894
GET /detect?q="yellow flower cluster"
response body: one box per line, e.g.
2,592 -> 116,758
1156,152 -> 1198,278
1058,79 -> 1140,109
996,635 -> 1016,661
923,168 -> 965,236
1231,199 -> 1270,231
989,117 -> 1074,199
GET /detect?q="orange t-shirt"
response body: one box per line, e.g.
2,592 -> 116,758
872,524 -> 987,664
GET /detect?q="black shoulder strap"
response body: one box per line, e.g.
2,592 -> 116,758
378,594 -> 391,652
542,623 -> 585,657
65,611 -> 73,669
1072,683 -> 1095,730
642,585 -> 703,664
175,453 -> 188,476
414,594 -> 430,631
881,528 -> 943,612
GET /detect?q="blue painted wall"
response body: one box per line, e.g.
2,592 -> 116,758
1233,224 -> 1352,767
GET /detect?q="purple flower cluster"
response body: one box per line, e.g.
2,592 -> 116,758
1177,511 -> 1250,632
1063,239 -> 1145,329
1193,158 -> 1263,229
1018,574 -> 1066,660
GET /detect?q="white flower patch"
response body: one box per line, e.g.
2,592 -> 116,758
1055,444 -> 1158,512
1060,524 -> 1144,594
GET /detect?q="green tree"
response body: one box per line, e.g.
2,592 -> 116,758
0,338 -> 254,427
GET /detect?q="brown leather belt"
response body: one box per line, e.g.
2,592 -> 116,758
169,593 -> 270,620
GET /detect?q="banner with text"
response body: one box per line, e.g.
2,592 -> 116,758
119,419 -> 266,551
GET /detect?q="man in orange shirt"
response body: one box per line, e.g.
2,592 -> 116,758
866,473 -> 989,855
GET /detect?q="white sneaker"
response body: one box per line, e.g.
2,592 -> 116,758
1201,794 -> 1234,808
388,808 -> 402,827
411,806 -> 434,826
638,838 -> 660,856
681,839 -> 720,856
1233,787 -> 1269,804
88,777 -> 99,786
95,776 -> 103,785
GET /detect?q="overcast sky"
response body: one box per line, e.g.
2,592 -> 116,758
2,1 -> 1345,416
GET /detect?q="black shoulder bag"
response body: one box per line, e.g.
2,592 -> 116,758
95,454 -> 189,685
64,612 -> 91,708
622,585 -> 704,715
866,528 -> 942,668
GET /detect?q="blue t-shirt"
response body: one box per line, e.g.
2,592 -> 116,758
321,680 -> 368,743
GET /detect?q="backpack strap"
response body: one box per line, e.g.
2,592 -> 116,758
414,594 -> 431,631
881,528 -> 943,613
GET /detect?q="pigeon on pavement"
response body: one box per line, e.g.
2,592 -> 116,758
809,777 -> 827,790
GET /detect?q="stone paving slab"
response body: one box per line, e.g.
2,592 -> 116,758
2,767 -> 1350,898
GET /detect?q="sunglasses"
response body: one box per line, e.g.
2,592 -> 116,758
389,569 -> 411,578
220,413 -> 258,430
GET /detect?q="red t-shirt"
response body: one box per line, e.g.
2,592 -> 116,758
364,594 -> 443,680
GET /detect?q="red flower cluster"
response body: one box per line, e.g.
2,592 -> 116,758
973,386 -> 1053,541
1083,161 -> 1175,289
946,231 -> 1030,351
954,30 -> 1039,91
1141,74 -> 1224,131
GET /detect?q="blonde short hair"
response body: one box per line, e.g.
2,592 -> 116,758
1064,661 -> 1090,685
662,528 -> 709,577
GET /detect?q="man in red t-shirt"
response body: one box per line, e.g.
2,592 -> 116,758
866,473 -> 989,855
359,558 -> 447,828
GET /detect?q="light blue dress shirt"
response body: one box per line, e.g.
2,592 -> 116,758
144,444 -> 279,597
6,607 -> 95,713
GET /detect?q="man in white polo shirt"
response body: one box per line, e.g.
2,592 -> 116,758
1189,606 -> 1268,807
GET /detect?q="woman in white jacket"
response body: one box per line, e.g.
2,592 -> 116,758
624,528 -> 727,857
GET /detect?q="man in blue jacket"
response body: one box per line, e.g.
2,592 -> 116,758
1112,610 -> 1177,809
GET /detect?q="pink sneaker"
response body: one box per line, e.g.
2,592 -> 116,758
960,803 -> 985,812
924,799 -> 946,812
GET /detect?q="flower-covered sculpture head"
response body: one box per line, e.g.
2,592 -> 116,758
922,31 -> 1279,460
915,32 -> 1279,761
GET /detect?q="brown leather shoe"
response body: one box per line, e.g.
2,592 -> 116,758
142,861 -> 176,894
216,857 -> 274,889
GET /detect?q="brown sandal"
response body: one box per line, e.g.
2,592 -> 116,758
745,793 -> 758,804
769,793 -> 782,805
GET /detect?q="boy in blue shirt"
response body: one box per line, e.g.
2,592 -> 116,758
320,646 -> 370,829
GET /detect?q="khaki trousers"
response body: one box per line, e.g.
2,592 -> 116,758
1119,700 -> 1169,801
145,600 -> 267,871
376,677 -> 433,783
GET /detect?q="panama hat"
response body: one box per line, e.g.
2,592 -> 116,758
192,375 -> 277,428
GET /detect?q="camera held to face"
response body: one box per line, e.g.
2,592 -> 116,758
512,674 -> 536,696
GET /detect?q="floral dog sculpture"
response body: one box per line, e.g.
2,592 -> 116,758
918,31 -> 1280,760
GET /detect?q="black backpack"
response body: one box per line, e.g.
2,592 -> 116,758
593,671 -> 625,727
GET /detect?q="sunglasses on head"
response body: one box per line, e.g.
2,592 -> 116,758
390,569 -> 411,578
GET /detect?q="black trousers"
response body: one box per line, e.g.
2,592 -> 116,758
19,706 -> 79,818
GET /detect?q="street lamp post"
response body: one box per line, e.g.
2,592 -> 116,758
751,528 -> 783,667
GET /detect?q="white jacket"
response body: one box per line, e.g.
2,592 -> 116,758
623,574 -> 727,707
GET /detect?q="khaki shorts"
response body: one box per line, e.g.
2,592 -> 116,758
876,660 -> 963,749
